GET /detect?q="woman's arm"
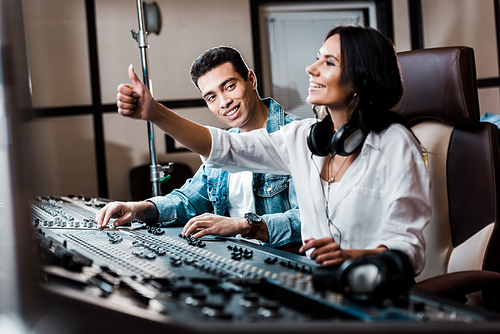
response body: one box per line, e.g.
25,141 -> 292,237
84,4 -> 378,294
117,65 -> 212,157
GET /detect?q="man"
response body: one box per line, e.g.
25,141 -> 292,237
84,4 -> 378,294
96,46 -> 301,248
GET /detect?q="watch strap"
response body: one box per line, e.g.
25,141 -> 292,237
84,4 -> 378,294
243,213 -> 262,239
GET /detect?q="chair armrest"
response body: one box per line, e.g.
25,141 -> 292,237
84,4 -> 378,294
413,270 -> 500,310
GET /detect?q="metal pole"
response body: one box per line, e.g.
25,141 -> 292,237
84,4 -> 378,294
134,0 -> 161,196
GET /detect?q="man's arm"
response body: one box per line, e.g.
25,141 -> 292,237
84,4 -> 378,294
260,175 -> 301,248
96,164 -> 214,228
260,209 -> 301,247
149,164 -> 214,225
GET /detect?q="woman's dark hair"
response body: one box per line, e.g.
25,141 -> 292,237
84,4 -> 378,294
190,46 -> 249,90
320,25 -> 410,133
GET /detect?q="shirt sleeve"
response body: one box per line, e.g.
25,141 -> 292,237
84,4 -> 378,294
376,127 -> 431,275
204,126 -> 291,175
260,113 -> 303,248
204,126 -> 302,247
147,164 -> 214,226
261,178 -> 302,248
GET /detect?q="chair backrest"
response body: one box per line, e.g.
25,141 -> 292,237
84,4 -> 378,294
129,162 -> 193,201
393,47 -> 500,290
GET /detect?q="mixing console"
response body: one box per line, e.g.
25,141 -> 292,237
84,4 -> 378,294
31,195 -> 107,229
31,195 -> 500,332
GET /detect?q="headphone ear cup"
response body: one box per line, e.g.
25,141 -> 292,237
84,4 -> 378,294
307,121 -> 334,156
377,250 -> 415,293
314,250 -> 414,305
338,258 -> 382,300
331,121 -> 367,156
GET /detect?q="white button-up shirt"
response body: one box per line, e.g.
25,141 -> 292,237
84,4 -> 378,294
204,118 -> 431,274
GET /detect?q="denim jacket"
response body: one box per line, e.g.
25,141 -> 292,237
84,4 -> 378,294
148,98 -> 301,247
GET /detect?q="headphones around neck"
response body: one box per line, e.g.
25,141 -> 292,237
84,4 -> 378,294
307,114 -> 367,157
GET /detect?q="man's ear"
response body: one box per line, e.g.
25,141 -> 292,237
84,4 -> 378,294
247,70 -> 257,90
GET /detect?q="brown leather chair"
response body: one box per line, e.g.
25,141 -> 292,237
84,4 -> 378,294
392,46 -> 500,312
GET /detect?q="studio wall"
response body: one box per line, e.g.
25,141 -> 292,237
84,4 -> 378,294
21,0 -> 500,200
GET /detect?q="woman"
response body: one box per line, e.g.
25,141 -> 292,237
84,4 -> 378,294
116,25 -> 431,274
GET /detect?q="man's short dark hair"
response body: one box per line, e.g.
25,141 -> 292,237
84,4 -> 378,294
190,46 -> 249,90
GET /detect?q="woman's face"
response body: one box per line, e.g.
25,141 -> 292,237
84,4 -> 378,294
305,34 -> 353,114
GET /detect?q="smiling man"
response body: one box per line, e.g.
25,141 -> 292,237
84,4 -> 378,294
96,46 -> 301,248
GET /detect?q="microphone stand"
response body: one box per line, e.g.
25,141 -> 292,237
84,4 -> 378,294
131,0 -> 171,196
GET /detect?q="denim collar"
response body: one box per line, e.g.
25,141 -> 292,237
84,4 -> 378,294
229,97 -> 284,134
264,97 -> 285,133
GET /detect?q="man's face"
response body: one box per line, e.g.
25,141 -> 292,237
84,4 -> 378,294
197,62 -> 258,131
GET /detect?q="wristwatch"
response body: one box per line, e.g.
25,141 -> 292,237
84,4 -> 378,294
243,213 -> 262,239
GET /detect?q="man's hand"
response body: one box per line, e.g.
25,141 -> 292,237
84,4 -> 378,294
182,213 -> 248,239
116,65 -> 212,158
116,64 -> 158,122
95,201 -> 153,229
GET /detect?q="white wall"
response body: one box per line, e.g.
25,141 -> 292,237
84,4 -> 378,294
422,0 -> 499,115
23,0 -> 252,200
393,0 -> 412,51
393,0 -> 499,115
21,0 -> 500,200
22,1 -> 92,108
25,115 -> 98,197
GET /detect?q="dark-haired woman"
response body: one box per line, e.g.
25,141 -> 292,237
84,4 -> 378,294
115,25 -> 431,275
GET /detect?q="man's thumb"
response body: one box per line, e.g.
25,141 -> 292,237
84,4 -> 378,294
128,64 -> 141,85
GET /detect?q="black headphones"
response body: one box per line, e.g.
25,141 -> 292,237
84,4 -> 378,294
312,250 -> 415,306
307,114 -> 367,157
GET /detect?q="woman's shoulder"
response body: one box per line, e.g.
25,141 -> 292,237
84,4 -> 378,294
281,118 -> 316,131
277,118 -> 316,141
376,123 -> 422,157
284,112 -> 302,123
379,123 -> 416,143
365,123 -> 420,154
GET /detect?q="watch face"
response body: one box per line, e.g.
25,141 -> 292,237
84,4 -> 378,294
244,213 -> 262,239
245,213 -> 262,224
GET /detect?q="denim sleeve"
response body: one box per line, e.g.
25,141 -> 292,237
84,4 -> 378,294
260,178 -> 302,248
147,164 -> 214,227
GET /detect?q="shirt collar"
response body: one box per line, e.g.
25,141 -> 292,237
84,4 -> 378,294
363,131 -> 379,151
229,97 -> 284,134
264,97 -> 285,133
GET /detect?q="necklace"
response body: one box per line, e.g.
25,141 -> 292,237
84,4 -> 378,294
328,155 -> 349,190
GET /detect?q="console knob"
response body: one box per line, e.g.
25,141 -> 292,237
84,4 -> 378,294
258,302 -> 282,318
239,292 -> 260,308
185,292 -> 207,307
201,302 -> 230,318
